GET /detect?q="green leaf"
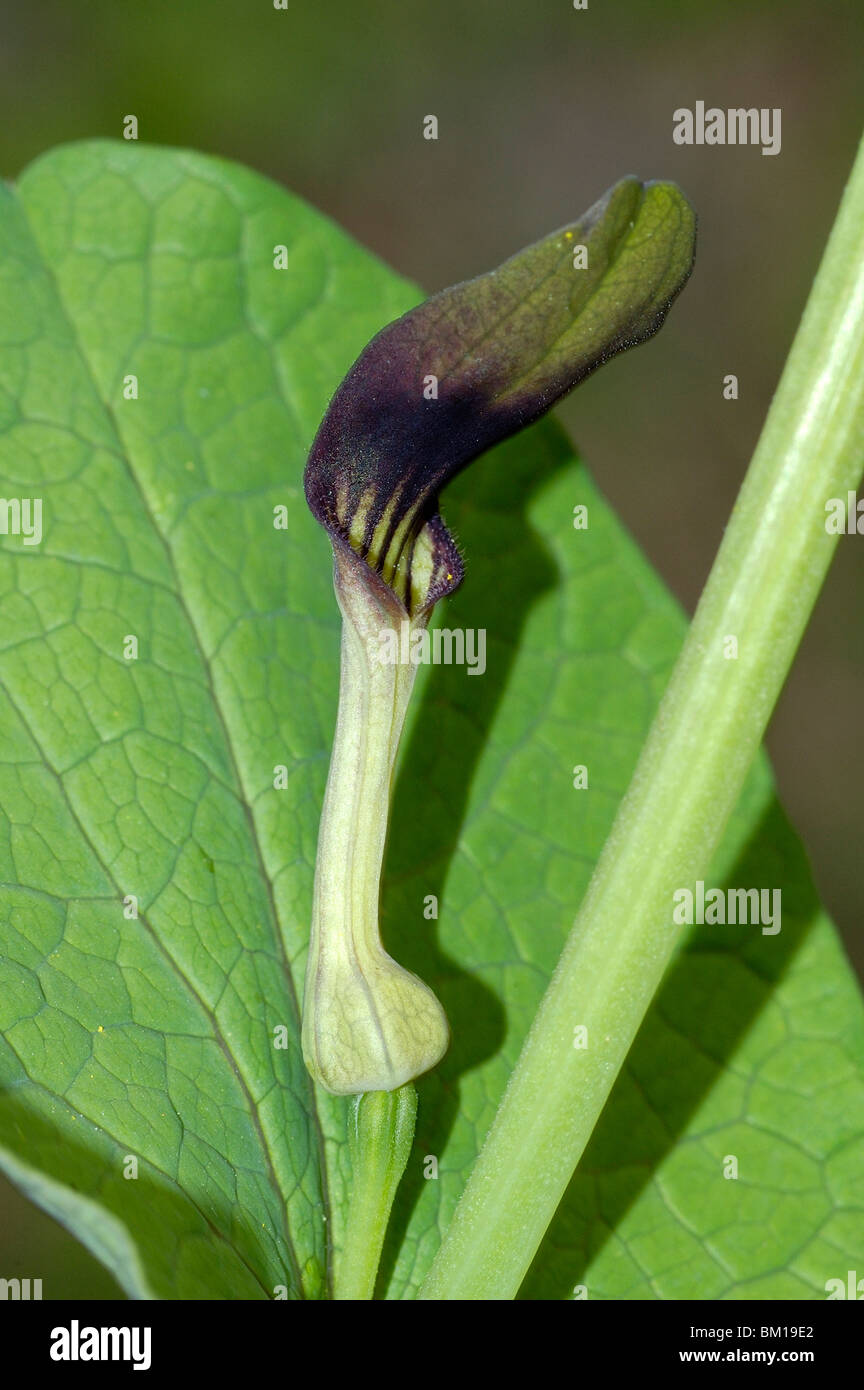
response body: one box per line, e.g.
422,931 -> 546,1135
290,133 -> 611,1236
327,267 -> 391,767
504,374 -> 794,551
1,141 -> 862,1300
0,139 -> 398,1299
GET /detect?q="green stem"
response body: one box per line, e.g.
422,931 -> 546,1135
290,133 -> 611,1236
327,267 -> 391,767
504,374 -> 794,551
334,1084 -> 417,1299
419,131 -> 864,1301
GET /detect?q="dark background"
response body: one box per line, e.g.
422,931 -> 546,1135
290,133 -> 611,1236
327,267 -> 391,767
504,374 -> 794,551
0,0 -> 861,1298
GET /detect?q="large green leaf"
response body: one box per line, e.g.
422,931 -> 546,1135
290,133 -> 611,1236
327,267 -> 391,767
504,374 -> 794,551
0,141 -> 862,1300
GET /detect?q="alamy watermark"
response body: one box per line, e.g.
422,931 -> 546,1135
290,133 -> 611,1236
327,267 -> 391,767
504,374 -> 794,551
50,1321 -> 151,1370
825,1270 -> 864,1299
673,102 -> 781,157
371,622 -> 486,675
673,880 -> 781,935
825,490 -> 864,533
0,497 -> 42,545
0,1276 -> 42,1299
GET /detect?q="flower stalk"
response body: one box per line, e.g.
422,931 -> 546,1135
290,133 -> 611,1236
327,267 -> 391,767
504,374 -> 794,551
419,129 -> 864,1301
334,1084 -> 418,1299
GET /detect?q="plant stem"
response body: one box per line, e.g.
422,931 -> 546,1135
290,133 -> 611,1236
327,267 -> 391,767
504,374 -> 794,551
419,131 -> 864,1301
334,1084 -> 417,1299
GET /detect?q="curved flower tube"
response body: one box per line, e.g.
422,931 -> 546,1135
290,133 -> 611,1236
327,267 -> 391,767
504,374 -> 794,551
302,175 -> 696,1095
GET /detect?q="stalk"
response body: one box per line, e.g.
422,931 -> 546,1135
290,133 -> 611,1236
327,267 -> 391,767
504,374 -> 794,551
334,1085 -> 417,1300
419,132 -> 864,1301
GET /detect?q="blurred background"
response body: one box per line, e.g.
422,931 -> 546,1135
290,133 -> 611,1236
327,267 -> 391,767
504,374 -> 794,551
0,0 -> 861,1297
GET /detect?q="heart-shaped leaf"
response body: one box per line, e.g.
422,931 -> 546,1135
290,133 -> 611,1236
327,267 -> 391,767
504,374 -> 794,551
1,141 -> 862,1300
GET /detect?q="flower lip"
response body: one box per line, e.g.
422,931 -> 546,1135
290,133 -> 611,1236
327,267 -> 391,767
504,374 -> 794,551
305,175 -> 696,616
